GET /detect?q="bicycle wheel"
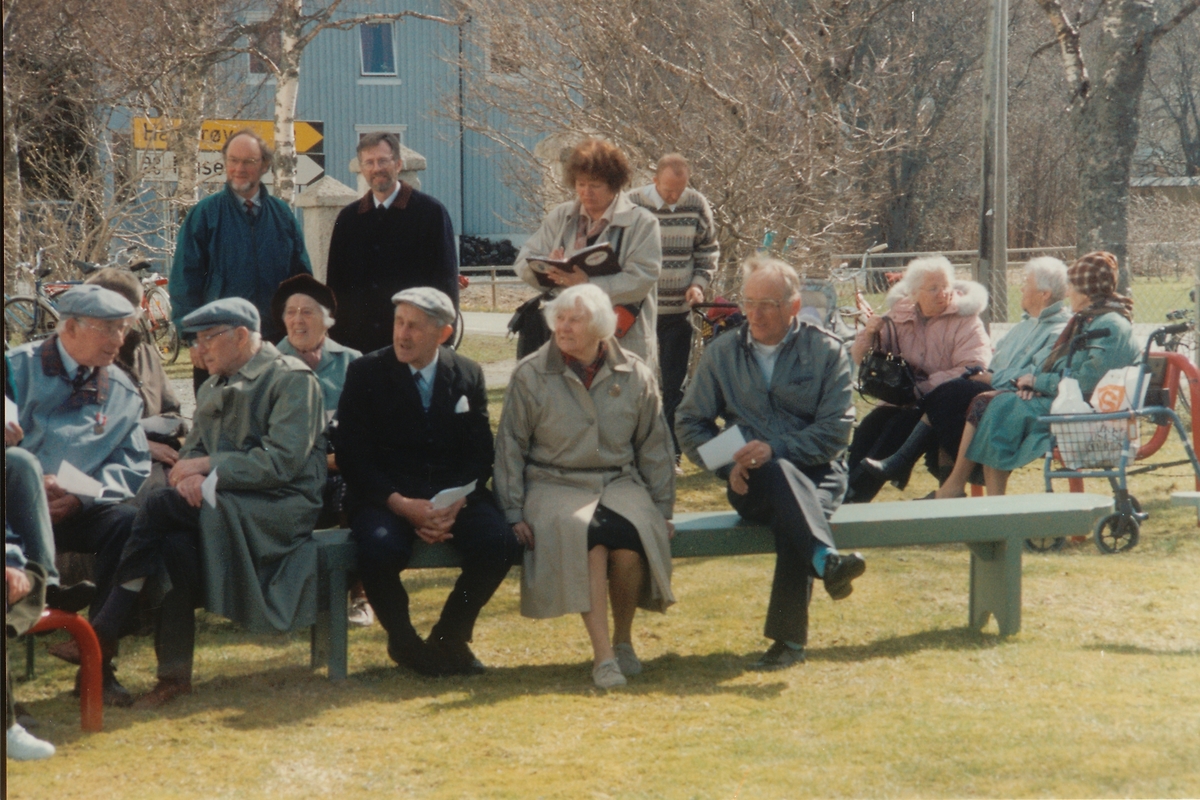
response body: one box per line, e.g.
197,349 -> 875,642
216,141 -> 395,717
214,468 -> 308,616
144,285 -> 180,364
4,295 -> 59,349
450,309 -> 465,350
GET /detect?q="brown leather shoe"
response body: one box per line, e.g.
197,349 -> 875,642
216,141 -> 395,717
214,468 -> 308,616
48,639 -> 82,665
133,678 -> 193,710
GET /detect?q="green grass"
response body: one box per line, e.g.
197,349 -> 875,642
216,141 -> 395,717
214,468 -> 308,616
9,398 -> 1200,798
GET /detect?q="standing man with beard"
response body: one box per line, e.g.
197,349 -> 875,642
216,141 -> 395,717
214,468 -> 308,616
325,132 -> 459,355
169,128 -> 313,393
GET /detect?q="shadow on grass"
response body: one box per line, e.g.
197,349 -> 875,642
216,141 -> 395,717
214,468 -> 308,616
808,626 -> 1004,663
1081,642 -> 1200,656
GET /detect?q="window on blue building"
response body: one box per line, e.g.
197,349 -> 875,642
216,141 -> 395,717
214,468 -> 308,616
360,23 -> 396,76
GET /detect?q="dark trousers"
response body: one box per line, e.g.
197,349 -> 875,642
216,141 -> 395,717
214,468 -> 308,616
727,459 -> 846,646
192,366 -> 209,398
351,495 -> 519,646
845,405 -> 925,502
656,312 -> 693,458
54,502 -> 138,620
120,488 -> 203,682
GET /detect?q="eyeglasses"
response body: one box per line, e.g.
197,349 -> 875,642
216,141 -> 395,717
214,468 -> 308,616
78,318 -> 135,338
360,157 -> 395,169
738,299 -> 786,313
192,327 -> 235,348
226,157 -> 262,168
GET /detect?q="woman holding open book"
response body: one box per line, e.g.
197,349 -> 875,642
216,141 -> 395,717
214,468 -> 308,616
495,284 -> 676,689
514,138 -> 663,369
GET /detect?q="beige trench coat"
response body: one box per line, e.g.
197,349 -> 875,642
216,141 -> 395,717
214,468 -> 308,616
495,339 -> 676,619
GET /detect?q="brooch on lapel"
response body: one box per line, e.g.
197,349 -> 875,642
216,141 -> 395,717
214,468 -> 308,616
609,383 -> 621,398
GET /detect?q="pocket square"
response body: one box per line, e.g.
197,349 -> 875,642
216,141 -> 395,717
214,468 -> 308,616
454,395 -> 470,413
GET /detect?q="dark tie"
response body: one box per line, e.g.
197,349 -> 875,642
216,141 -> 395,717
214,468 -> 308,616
72,365 -> 90,392
244,200 -> 255,218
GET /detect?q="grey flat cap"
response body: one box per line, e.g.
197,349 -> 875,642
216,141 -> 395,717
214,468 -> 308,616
392,287 -> 456,326
56,284 -> 137,320
181,297 -> 261,334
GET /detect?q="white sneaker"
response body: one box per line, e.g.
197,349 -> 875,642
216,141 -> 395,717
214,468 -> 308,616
347,597 -> 375,628
592,658 -> 626,689
613,642 -> 642,676
7,723 -> 55,761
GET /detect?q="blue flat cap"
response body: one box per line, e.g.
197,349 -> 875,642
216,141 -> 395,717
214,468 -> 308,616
181,297 -> 261,334
392,287 -> 456,326
56,285 -> 137,320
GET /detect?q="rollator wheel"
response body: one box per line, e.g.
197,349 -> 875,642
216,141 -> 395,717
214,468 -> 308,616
1024,536 -> 1066,553
1094,513 -> 1140,554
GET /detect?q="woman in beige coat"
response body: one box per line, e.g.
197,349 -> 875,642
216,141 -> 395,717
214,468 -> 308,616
495,284 -> 676,689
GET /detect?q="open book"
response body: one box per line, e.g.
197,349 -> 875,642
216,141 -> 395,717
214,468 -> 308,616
526,242 -> 621,288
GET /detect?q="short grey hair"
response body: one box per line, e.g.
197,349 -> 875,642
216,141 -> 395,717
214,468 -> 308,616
1024,257 -> 1068,303
889,255 -> 956,304
544,284 -> 617,340
740,255 -> 800,301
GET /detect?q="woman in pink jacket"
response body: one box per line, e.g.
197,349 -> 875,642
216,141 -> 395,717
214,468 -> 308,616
845,256 -> 991,502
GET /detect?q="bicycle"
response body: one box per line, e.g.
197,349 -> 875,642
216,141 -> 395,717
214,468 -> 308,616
830,242 -> 887,333
4,250 -> 75,349
1161,291 -> 1196,427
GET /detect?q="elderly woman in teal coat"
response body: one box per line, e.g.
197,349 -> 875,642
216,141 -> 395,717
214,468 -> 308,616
272,275 -> 362,413
936,251 -> 1139,498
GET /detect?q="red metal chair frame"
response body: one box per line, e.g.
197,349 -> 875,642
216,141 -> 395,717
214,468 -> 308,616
27,608 -> 103,732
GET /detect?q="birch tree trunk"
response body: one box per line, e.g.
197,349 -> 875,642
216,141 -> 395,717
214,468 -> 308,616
272,0 -> 303,204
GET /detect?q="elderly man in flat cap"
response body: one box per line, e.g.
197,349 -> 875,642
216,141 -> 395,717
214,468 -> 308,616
6,284 -> 151,706
335,287 -> 520,676
85,297 -> 327,707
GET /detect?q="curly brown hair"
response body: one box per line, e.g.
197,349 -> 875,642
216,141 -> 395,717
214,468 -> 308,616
562,138 -> 631,192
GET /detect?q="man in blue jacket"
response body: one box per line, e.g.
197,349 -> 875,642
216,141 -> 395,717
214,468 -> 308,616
676,257 -> 865,670
169,128 -> 313,392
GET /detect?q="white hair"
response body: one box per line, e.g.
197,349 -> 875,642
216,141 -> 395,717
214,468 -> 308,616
889,255 -> 956,303
1024,257 -> 1068,303
740,255 -> 800,300
544,284 -> 617,340
318,303 -> 335,329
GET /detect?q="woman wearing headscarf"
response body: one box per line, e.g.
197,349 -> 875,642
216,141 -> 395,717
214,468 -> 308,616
935,251 -> 1139,497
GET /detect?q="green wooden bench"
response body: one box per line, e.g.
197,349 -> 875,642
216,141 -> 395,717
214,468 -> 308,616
309,492 -> 1113,679
1171,491 -> 1200,523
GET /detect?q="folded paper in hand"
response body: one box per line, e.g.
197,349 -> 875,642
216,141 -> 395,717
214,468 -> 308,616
201,469 -> 219,508
697,425 -> 747,471
56,460 -> 104,499
5,395 -> 18,428
431,480 -> 476,510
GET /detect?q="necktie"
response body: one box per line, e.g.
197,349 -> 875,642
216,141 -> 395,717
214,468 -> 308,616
72,366 -> 90,392
415,372 -> 432,411
244,199 -> 255,218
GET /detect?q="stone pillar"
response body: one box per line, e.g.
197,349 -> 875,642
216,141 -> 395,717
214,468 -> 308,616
294,176 -> 360,283
349,143 -> 427,194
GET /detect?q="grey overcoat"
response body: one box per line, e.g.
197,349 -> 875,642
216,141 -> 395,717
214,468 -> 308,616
494,339 -> 676,619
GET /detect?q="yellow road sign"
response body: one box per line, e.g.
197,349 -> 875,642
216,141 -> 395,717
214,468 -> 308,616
132,118 -> 323,153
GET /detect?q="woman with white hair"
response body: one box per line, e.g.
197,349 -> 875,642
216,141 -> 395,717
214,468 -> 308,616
272,275 -> 361,412
845,256 -> 991,502
495,283 -> 676,689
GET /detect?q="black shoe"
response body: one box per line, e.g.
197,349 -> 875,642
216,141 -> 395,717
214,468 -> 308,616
387,635 -> 449,677
751,641 -> 806,670
427,636 -> 487,676
823,552 -> 866,601
861,457 -> 896,480
75,663 -> 134,707
45,581 -> 97,614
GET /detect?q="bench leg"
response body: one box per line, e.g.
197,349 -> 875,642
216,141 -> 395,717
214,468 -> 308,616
325,565 -> 349,681
967,540 -> 1022,637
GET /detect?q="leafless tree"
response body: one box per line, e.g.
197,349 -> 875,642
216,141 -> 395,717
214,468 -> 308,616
1137,12 -> 1200,177
1033,0 -> 1199,285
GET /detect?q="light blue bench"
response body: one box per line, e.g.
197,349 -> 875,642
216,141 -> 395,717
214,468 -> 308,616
309,492 -> 1113,679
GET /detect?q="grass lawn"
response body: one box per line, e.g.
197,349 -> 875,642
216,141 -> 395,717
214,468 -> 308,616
8,399 -> 1200,797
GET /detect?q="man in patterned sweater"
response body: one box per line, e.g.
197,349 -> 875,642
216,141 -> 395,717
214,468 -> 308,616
629,154 -> 720,470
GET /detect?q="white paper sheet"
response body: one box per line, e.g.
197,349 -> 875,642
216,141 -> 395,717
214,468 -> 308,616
201,469 -> 219,508
697,425 -> 747,471
56,460 -> 104,499
430,480 -> 477,510
140,415 -> 182,436
325,410 -> 337,425
4,395 -> 18,428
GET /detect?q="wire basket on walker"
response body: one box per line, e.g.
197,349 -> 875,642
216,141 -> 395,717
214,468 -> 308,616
1039,321 -> 1200,554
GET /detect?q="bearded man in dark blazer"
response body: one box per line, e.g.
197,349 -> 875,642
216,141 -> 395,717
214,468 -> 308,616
333,288 -> 519,676
324,132 -> 459,355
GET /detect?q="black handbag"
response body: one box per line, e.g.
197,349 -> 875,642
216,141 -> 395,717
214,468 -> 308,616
508,293 -> 552,358
857,317 -> 919,406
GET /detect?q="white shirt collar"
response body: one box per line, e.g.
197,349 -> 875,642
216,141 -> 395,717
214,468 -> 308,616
643,184 -> 678,212
375,182 -> 402,209
56,336 -> 83,377
409,350 -> 439,384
